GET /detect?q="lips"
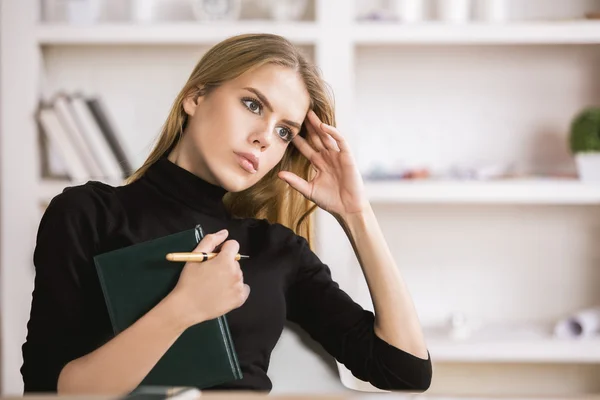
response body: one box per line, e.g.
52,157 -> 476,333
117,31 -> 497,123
235,152 -> 259,173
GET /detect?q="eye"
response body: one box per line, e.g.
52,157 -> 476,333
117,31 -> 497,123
242,97 -> 262,115
276,127 -> 294,143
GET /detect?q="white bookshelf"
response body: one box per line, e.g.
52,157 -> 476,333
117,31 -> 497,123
3,0 -> 600,396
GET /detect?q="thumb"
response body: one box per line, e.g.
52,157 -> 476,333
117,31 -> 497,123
279,171 -> 311,199
217,239 -> 240,260
194,229 -> 228,253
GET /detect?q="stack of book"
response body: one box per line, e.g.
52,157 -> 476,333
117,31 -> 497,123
36,92 -> 134,182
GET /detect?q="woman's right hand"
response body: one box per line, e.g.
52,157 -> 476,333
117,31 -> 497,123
169,229 -> 250,329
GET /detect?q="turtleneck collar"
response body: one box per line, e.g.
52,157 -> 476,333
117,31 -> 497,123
143,157 -> 230,219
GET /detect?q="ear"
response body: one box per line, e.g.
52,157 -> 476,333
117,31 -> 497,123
182,86 -> 204,117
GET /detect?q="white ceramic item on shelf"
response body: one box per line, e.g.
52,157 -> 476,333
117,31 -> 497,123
191,0 -> 242,21
576,153 -> 600,183
479,0 -> 508,22
393,0 -> 426,23
267,0 -> 308,21
130,0 -> 156,23
437,0 -> 472,23
65,0 -> 103,24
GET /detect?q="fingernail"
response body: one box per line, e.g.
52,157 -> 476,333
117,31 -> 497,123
216,229 -> 228,235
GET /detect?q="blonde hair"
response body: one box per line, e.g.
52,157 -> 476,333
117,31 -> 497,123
125,33 -> 336,250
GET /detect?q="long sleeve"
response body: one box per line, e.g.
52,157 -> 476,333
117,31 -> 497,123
21,185 -> 113,392
285,232 -> 432,392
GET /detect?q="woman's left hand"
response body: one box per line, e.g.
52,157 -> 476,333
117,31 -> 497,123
278,110 -> 370,220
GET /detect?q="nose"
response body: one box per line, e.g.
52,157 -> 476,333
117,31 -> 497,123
250,121 -> 276,150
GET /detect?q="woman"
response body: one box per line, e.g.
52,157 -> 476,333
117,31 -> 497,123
21,33 -> 432,395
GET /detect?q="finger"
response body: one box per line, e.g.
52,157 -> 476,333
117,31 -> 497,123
193,229 -> 228,253
307,112 -> 339,152
320,123 -> 349,153
292,134 -> 319,162
278,171 -> 312,199
305,120 -> 326,152
218,239 -> 240,259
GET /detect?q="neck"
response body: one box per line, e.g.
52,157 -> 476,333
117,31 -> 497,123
167,140 -> 220,188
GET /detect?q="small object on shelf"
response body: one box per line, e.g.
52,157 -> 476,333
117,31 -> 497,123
569,107 -> 600,183
130,0 -> 157,23
448,312 -> 473,340
393,0 -> 426,23
191,0 -> 242,21
266,0 -> 308,22
447,162 -> 513,181
64,0 -> 103,25
478,0 -> 509,23
554,306 -> 600,339
436,0 -> 472,23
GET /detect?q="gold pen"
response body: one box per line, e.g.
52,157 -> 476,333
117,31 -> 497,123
165,252 -> 250,262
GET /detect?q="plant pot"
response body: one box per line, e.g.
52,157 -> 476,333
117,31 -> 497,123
575,153 -> 600,183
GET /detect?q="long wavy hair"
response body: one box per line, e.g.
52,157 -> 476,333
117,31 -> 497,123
125,33 -> 336,249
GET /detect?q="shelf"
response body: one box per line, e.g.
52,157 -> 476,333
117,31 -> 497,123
365,178 -> 600,204
353,20 -> 600,45
425,324 -> 600,363
35,21 -> 600,46
35,22 -> 320,46
39,178 -> 600,205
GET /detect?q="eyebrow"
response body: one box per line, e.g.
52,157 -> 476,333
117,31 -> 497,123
243,87 -> 302,130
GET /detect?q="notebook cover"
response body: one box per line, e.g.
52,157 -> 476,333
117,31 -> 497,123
93,224 -> 242,389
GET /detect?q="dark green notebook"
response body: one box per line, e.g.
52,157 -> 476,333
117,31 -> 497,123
93,224 -> 242,389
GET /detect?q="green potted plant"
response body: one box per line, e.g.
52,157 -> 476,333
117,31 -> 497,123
569,107 -> 600,182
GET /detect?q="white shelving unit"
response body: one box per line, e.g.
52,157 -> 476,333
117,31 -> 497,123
3,0 -> 600,396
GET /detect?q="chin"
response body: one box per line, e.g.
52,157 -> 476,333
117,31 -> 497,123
214,167 -> 260,193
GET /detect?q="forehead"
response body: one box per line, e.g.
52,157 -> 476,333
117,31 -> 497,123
227,64 -> 311,120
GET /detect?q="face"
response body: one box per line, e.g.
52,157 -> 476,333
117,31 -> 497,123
170,63 -> 311,192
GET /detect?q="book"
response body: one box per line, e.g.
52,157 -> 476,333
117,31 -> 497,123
37,109 -> 70,180
36,102 -> 92,182
70,93 -> 125,180
93,224 -> 242,389
53,93 -> 105,178
86,96 -> 134,177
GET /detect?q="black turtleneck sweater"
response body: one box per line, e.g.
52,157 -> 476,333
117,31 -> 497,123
21,157 -> 432,393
